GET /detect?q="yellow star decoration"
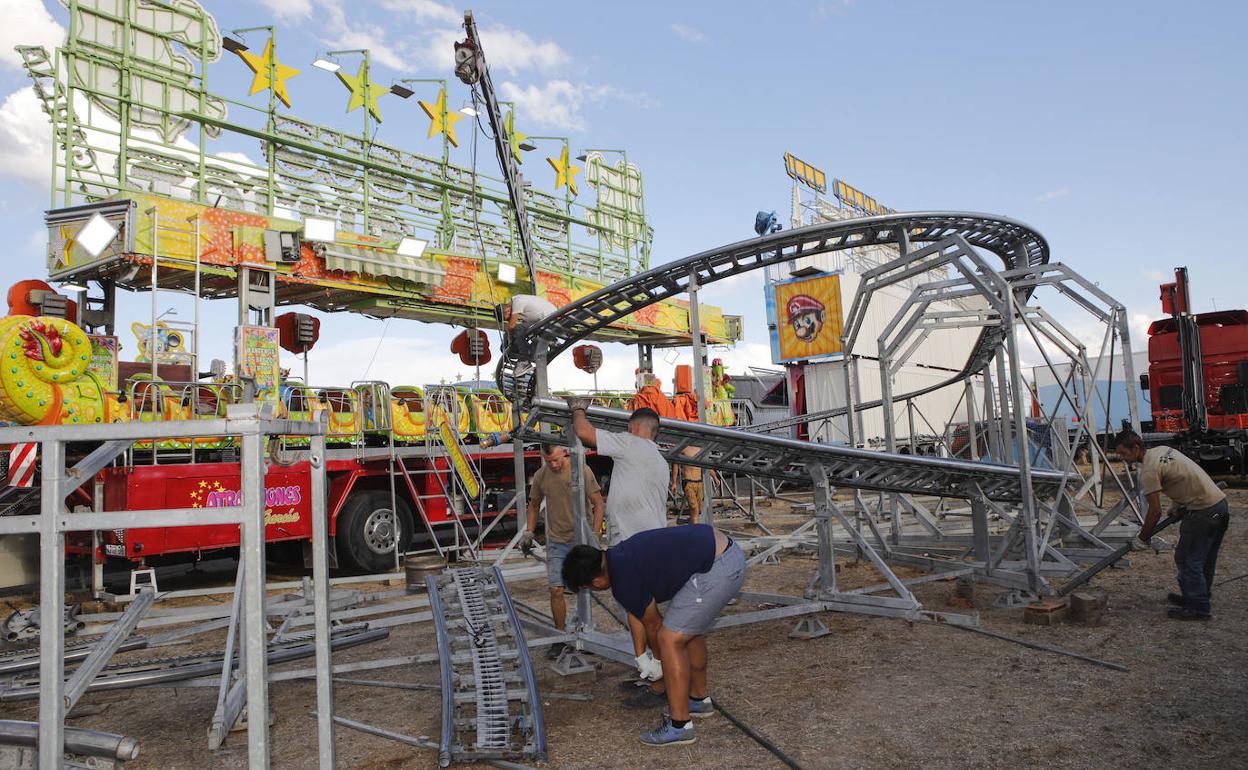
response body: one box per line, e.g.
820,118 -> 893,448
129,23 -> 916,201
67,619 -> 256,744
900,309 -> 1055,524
418,88 -> 463,147
234,37 -> 300,108
335,60 -> 385,123
505,109 -> 527,163
546,145 -> 580,196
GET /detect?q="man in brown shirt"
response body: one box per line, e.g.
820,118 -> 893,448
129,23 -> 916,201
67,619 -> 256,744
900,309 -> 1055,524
1116,432 -> 1229,620
670,446 -> 704,524
521,444 -> 605,656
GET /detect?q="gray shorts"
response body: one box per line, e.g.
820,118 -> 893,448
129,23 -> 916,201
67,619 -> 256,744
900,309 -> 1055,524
662,542 -> 746,635
545,541 -> 573,588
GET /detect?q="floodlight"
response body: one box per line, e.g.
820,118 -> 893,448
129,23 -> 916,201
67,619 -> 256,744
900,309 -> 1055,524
59,282 -> 87,292
460,106 -> 478,117
518,141 -> 536,152
390,84 -> 415,99
222,36 -> 248,54
396,237 -> 428,258
302,217 -> 336,242
497,263 -> 517,285
312,58 -> 341,73
75,212 -> 119,258
575,154 -> 588,162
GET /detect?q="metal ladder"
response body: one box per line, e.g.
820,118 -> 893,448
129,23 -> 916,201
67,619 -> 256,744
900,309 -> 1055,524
426,567 -> 545,767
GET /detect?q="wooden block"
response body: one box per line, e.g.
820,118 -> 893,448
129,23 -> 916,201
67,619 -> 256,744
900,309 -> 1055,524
1069,590 -> 1108,625
1023,599 -> 1068,626
954,576 -> 975,600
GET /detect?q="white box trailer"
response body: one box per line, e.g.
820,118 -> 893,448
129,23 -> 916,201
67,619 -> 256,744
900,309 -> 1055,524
803,357 -> 983,449
1032,350 -> 1149,435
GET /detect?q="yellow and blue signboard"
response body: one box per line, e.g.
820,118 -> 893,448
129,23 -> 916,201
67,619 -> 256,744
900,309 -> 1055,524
766,272 -> 845,365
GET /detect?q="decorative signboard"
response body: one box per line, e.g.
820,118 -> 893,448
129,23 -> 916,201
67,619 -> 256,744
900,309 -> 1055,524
235,326 -> 281,402
87,335 -> 119,391
767,273 -> 845,364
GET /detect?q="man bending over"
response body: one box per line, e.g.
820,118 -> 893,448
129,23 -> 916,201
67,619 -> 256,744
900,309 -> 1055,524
562,524 -> 747,746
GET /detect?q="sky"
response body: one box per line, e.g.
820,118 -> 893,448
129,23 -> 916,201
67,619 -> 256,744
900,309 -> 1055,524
0,0 -> 1244,391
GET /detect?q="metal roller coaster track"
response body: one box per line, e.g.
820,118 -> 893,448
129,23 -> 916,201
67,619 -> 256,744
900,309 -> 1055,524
519,398 -> 1066,502
497,211 -> 1049,403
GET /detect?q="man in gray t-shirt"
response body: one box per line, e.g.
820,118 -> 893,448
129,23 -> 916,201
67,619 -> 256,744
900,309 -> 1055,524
596,428 -> 669,545
566,399 -> 671,689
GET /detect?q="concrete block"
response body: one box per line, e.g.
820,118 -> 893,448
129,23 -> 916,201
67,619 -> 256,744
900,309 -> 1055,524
954,576 -> 975,600
1023,599 -> 1068,626
1069,590 -> 1108,625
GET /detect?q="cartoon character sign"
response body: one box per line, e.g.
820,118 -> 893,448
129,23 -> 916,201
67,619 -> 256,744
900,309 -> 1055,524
132,321 -> 193,365
772,274 -> 844,363
786,295 -> 825,342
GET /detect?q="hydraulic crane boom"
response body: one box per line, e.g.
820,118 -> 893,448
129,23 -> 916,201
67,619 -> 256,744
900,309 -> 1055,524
454,11 -> 539,279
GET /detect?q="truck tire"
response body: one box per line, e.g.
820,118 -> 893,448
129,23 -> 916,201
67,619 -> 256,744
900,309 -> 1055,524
336,490 -> 413,573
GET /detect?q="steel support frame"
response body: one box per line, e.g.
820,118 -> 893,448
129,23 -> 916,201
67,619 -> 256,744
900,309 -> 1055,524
0,409 -> 333,770
840,237 -> 1137,593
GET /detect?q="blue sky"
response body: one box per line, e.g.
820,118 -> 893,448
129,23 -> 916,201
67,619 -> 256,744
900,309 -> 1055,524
0,0 -> 1244,389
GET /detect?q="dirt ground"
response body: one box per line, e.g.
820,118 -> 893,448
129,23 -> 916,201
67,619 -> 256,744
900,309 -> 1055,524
4,489 -> 1246,770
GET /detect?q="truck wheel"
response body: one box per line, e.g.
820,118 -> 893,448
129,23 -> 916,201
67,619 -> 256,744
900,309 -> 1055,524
337,490 -> 413,573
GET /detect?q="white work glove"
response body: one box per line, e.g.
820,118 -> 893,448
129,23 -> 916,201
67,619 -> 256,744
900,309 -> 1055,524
564,395 -> 592,413
634,650 -> 663,681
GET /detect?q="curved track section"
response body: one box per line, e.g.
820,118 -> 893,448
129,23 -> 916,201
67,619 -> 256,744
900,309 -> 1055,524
427,567 -> 546,767
498,211 -> 1049,401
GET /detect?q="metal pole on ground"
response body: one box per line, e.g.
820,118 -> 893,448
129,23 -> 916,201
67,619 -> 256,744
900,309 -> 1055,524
309,426 -> 335,768
38,438 -> 66,770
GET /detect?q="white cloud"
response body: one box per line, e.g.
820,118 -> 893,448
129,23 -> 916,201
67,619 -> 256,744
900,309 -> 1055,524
1130,312 -> 1153,344
378,0 -> 461,25
0,87 -> 53,187
1034,187 -> 1070,204
1143,269 -> 1166,282
815,0 -> 855,18
0,0 -> 63,70
408,22 -> 569,76
255,0 -> 313,23
499,80 -> 655,132
669,23 -> 706,43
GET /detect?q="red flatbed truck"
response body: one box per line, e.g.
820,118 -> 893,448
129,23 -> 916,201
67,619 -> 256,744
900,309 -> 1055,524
85,443 -> 568,575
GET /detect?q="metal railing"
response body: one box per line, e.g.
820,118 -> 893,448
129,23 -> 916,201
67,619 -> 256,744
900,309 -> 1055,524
0,405 -> 333,770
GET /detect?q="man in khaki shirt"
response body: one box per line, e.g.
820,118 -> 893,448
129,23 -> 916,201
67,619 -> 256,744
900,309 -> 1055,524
520,444 -> 605,657
671,447 -> 704,524
1116,433 -> 1229,620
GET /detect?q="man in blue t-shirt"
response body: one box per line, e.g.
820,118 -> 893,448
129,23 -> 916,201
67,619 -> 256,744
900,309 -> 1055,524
562,524 -> 747,747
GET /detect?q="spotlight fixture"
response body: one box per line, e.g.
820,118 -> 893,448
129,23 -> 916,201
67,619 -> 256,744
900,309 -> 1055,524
302,217 -> 336,242
389,84 -> 415,99
396,237 -> 428,258
75,212 -> 119,258
59,282 -> 87,292
222,36 -> 248,54
312,57 -> 341,73
460,106 -> 478,117
518,141 -> 536,152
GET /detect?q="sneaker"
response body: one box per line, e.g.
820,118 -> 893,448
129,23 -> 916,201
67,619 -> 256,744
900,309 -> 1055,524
1166,593 -> 1185,607
623,686 -> 668,709
639,716 -> 696,747
688,696 -> 715,718
545,642 -> 567,660
1167,607 -> 1211,621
